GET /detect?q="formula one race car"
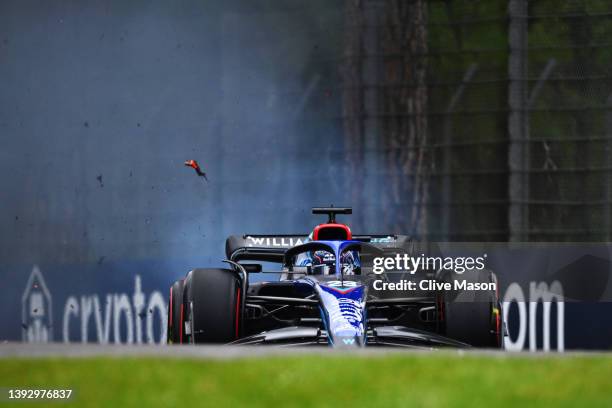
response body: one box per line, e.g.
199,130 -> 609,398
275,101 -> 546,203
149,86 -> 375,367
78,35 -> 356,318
167,207 -> 503,348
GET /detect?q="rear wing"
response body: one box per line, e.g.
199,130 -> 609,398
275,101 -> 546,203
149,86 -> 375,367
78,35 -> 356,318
225,234 -> 414,261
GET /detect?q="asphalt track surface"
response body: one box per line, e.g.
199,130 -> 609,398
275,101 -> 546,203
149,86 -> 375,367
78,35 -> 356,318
0,343 -> 608,359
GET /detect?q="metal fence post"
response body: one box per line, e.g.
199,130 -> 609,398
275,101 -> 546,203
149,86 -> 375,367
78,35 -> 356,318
442,63 -> 478,241
362,0 -> 383,231
508,0 -> 528,242
606,94 -> 612,241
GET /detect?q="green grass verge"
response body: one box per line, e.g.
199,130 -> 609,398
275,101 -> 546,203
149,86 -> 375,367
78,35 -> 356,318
0,352 -> 611,407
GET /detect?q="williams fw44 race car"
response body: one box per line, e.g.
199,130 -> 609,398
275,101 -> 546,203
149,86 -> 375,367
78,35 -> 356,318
167,207 -> 504,348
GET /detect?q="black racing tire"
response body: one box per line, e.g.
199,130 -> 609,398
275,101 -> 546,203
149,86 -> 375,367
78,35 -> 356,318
439,269 -> 502,348
167,279 -> 184,344
183,268 -> 241,344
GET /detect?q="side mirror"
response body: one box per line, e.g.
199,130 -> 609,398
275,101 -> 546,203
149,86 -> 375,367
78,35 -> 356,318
241,263 -> 262,273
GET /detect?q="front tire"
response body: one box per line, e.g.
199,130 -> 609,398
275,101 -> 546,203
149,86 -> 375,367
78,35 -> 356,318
183,268 -> 241,344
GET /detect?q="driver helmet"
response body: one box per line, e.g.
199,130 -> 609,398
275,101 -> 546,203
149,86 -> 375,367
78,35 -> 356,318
310,250 -> 335,275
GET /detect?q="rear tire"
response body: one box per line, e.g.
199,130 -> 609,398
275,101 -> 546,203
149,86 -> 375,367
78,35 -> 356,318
183,268 -> 241,344
439,269 -> 502,348
167,279 -> 184,344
